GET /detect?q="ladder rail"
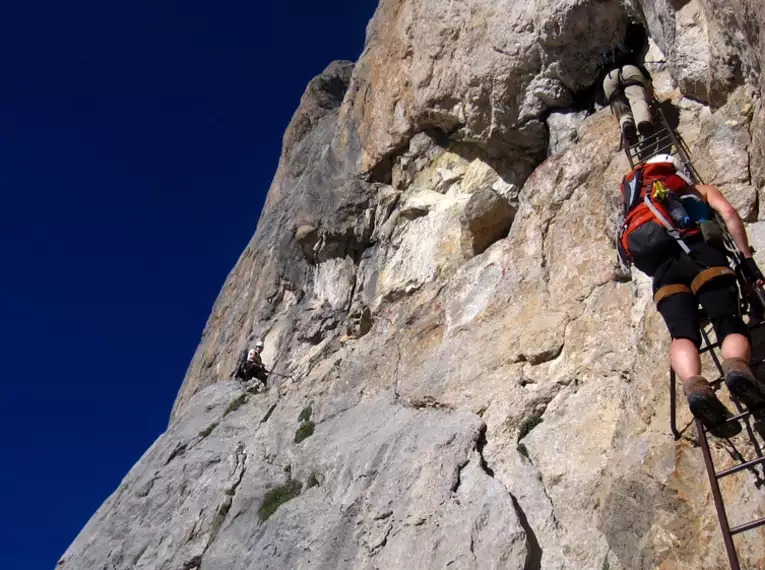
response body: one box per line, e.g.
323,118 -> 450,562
668,320 -> 765,570
696,419 -> 742,570
670,340 -> 765,568
696,420 -> 741,570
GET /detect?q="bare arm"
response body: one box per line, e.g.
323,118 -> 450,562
697,184 -> 753,258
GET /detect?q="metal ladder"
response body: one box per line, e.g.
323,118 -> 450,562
669,322 -> 765,570
622,97 -> 698,174
634,96 -> 765,567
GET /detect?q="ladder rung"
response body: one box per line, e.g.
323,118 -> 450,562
726,409 -> 753,424
716,455 -> 765,479
730,516 -> 765,536
626,135 -> 674,155
642,135 -> 674,146
644,132 -> 673,143
700,342 -> 720,354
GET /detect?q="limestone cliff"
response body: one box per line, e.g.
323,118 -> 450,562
60,1 -> 765,569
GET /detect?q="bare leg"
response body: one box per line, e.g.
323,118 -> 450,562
671,334 -> 752,379
670,338 -> 702,381
720,333 -> 751,362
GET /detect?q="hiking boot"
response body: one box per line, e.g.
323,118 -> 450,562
723,358 -> 765,416
637,121 -> 654,139
622,122 -> 639,149
684,376 -> 742,438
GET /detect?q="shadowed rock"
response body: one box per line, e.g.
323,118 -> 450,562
460,189 -> 516,256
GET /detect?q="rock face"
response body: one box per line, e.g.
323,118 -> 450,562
460,189 -> 516,256
61,1 -> 765,569
59,386 -> 528,570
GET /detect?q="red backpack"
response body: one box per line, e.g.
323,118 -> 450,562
617,161 -> 699,271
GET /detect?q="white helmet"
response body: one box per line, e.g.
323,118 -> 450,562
247,348 -> 256,359
646,153 -> 692,184
646,153 -> 684,171
255,340 -> 265,349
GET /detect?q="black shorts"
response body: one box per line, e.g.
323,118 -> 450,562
651,240 -> 747,347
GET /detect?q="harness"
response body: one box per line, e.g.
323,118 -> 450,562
600,43 -> 650,102
653,267 -> 737,308
606,66 -> 649,103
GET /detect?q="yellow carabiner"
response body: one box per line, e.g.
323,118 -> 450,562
652,180 -> 669,201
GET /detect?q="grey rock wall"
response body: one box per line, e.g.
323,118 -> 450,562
60,385 -> 530,570
61,0 -> 765,569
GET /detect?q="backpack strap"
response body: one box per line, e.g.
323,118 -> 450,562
621,166 -> 644,212
643,194 -> 691,254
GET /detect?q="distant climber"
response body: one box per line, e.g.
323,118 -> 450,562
585,23 -> 654,152
617,154 -> 765,438
235,340 -> 269,390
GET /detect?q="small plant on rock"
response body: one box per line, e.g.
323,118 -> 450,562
294,420 -> 315,444
257,479 -> 302,521
198,422 -> 218,439
518,411 -> 543,441
298,405 -> 313,423
223,394 -> 247,417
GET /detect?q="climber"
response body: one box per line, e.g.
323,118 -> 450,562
617,154 -> 765,438
235,340 -> 269,390
585,23 -> 654,152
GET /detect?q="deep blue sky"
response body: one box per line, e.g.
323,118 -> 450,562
0,1 -> 378,567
